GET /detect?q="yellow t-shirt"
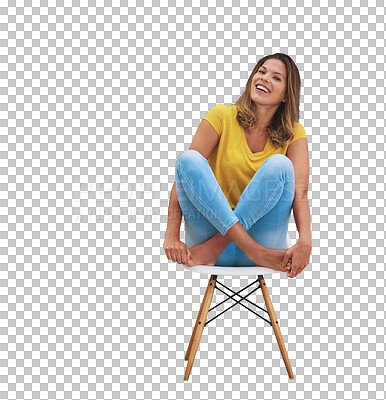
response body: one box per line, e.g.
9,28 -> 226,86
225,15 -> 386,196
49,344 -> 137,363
202,103 -> 307,210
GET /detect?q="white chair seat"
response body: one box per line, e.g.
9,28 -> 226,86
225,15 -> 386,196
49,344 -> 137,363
178,232 -> 292,276
179,264 -> 281,276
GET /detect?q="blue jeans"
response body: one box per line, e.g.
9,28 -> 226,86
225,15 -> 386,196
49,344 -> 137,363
175,150 -> 295,266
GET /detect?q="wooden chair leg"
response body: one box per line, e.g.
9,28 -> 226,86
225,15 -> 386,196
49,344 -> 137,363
259,276 -> 295,379
185,284 -> 207,361
184,275 -> 216,380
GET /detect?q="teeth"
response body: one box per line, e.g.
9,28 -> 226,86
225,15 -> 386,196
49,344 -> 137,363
256,84 -> 269,93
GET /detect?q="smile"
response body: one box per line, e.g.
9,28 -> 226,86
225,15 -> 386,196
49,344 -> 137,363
256,86 -> 270,94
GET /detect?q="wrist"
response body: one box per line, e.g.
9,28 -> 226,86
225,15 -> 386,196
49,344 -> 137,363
299,236 -> 312,246
166,228 -> 180,239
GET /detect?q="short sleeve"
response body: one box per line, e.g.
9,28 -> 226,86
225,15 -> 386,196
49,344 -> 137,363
202,104 -> 224,137
289,122 -> 307,145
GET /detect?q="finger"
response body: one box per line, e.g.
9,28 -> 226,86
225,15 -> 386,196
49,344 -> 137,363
185,249 -> 191,264
165,249 -> 171,260
182,248 -> 189,263
176,252 -> 183,265
179,251 -> 185,265
282,254 -> 289,268
182,251 -> 189,265
170,250 -> 177,263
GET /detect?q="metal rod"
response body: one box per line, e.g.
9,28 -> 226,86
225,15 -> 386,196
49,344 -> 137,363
208,278 -> 260,312
215,279 -> 269,315
205,285 -> 272,326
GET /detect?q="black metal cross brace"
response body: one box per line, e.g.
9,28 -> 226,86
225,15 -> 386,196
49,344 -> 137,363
204,276 -> 272,327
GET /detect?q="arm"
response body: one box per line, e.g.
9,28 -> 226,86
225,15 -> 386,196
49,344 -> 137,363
292,189 -> 312,245
165,181 -> 182,239
163,180 -> 191,265
284,137 -> 312,277
286,137 -> 311,244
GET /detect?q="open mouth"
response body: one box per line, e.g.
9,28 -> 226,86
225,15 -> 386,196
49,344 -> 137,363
255,85 -> 270,94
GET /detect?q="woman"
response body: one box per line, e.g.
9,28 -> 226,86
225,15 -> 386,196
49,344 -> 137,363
163,53 -> 312,278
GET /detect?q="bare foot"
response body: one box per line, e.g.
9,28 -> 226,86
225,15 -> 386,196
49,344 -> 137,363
249,247 -> 292,272
183,241 -> 218,267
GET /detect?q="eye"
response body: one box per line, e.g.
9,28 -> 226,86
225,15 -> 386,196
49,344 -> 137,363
258,70 -> 281,81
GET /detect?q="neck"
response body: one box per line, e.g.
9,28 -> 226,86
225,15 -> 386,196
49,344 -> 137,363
250,103 -> 279,133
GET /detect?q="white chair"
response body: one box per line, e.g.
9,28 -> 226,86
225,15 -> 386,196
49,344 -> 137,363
178,232 -> 294,380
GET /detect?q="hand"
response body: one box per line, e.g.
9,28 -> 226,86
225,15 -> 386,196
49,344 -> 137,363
163,235 -> 192,265
281,239 -> 312,278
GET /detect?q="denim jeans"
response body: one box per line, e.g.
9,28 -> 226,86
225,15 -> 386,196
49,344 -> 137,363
175,149 -> 295,266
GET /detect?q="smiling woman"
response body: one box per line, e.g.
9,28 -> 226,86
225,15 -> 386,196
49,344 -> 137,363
236,55 -> 301,149
164,52 -> 311,279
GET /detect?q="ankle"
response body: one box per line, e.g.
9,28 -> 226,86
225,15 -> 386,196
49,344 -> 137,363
247,243 -> 266,262
215,232 -> 231,245
209,232 -> 231,258
225,222 -> 266,259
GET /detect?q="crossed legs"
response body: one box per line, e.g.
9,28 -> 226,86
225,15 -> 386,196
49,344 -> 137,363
175,150 -> 295,270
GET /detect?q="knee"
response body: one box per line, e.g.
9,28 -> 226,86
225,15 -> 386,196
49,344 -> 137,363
175,149 -> 205,172
267,154 -> 294,181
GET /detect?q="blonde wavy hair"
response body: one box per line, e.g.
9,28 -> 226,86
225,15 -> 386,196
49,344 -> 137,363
235,53 -> 301,149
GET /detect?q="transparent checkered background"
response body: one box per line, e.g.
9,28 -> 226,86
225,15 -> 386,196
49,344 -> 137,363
1,1 -> 385,399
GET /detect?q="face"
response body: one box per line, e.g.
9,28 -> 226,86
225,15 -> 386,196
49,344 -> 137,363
250,58 -> 287,107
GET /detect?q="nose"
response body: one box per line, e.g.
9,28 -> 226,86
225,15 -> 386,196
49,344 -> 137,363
260,79 -> 271,90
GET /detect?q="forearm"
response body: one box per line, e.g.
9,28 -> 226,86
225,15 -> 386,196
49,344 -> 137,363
165,181 -> 183,238
292,196 -> 311,244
